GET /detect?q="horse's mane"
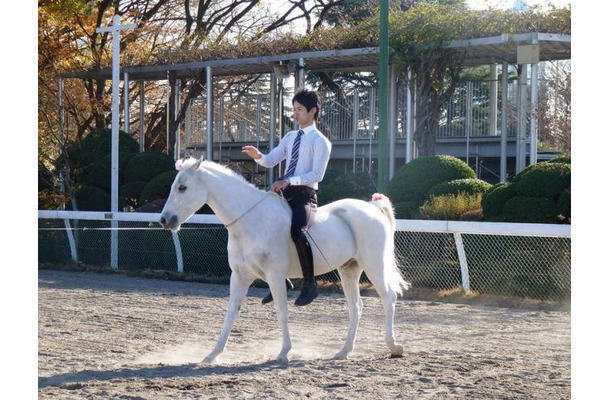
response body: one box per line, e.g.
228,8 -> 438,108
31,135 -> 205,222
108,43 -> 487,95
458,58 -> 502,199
183,158 -> 266,194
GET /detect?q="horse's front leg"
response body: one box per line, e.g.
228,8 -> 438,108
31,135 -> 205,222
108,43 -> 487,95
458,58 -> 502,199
202,271 -> 253,364
267,272 -> 292,364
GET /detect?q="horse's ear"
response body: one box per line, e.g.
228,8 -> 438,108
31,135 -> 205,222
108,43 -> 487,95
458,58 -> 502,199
175,159 -> 184,170
192,155 -> 204,170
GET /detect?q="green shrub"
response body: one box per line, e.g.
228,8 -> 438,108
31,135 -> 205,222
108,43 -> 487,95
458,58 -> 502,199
67,128 -> 138,183
515,162 -> 570,200
317,169 -> 377,205
394,201 -> 421,219
427,178 -> 492,198
85,152 -> 136,192
420,192 -> 483,220
481,182 -> 516,219
69,186 -> 110,211
139,170 -> 178,205
120,181 -> 148,209
502,196 -> 558,223
124,151 -> 175,184
548,154 -> 571,164
388,155 -> 475,204
557,189 -> 571,219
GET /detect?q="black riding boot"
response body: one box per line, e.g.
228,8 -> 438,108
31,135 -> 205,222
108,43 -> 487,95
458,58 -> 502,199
261,279 -> 294,305
294,234 -> 318,306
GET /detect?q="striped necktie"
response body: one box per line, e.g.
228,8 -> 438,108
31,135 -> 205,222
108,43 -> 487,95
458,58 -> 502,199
284,129 -> 304,178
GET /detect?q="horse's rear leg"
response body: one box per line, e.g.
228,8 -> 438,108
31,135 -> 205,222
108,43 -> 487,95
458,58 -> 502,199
362,257 -> 404,358
267,272 -> 292,364
202,271 -> 253,364
334,262 -> 364,360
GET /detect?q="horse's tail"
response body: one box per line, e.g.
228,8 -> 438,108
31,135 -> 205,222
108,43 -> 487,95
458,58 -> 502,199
370,193 -> 396,232
370,193 -> 411,296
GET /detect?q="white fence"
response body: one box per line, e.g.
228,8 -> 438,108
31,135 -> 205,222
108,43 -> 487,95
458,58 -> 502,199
38,210 -> 571,301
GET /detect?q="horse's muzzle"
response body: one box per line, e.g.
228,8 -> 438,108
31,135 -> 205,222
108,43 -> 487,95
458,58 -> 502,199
159,214 -> 179,231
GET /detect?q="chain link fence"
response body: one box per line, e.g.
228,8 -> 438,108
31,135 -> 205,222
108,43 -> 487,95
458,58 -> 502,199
38,213 -> 570,301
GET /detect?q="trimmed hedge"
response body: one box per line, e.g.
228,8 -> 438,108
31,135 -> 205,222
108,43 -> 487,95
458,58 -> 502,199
67,129 -> 138,182
502,196 -> 558,223
427,178 -> 492,198
120,181 -> 148,209
139,170 -> 178,205
515,162 -> 570,200
481,182 -> 516,219
85,152 -> 136,192
557,189 -> 571,219
317,169 -> 377,205
548,155 -> 571,164
124,151 -> 175,184
388,155 -> 475,204
394,201 -> 421,219
69,186 -> 110,211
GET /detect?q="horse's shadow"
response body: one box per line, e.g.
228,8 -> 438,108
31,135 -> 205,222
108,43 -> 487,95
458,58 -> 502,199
38,360 -> 291,389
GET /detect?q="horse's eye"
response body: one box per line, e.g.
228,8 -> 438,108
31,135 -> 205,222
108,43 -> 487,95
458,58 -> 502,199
178,185 -> 187,193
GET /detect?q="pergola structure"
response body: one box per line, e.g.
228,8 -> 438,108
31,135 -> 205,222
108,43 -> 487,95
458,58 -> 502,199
59,32 -> 571,186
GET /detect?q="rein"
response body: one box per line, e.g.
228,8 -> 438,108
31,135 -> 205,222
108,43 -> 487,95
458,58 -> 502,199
224,195 -> 268,229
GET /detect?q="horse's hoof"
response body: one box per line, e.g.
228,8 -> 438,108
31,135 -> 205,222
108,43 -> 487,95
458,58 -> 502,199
333,351 -> 348,360
389,344 -> 404,358
276,355 -> 290,365
201,355 -> 218,364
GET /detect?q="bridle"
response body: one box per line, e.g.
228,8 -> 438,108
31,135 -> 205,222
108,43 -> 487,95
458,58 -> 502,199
224,195 -> 268,229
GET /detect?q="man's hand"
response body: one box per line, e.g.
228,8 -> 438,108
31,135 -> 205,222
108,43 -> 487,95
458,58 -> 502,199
272,179 -> 290,193
241,146 -> 262,160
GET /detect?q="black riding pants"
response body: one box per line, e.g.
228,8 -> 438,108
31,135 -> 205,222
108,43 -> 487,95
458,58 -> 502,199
282,185 -> 317,241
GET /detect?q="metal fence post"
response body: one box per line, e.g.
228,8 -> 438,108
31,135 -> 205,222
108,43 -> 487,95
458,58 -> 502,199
63,219 -> 78,263
172,231 -> 184,273
454,232 -> 470,292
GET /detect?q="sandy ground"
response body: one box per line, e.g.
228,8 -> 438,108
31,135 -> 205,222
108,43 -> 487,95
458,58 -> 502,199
38,269 -> 570,399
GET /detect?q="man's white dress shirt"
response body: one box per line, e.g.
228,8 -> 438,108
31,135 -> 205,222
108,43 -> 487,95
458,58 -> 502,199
255,123 -> 332,190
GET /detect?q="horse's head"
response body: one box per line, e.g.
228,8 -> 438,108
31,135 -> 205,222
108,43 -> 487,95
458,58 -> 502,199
159,157 -> 208,231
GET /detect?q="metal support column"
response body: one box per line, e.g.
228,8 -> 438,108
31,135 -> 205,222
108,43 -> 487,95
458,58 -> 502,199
139,80 -> 145,152
500,62 -> 508,182
368,87 -> 375,174
529,62 -> 539,165
516,65 -> 528,173
123,72 -> 130,134
296,58 -> 305,89
405,69 -> 413,164
389,64 -> 397,180
466,81 -> 473,166
174,78 -> 181,160
489,64 -> 498,136
352,91 -> 359,173
219,96 -> 224,162
268,71 -> 277,187
256,95 -> 262,176
377,0 -> 390,191
185,96 -> 191,151
206,66 -> 214,161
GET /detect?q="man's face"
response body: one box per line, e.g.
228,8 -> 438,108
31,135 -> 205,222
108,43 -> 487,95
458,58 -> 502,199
293,100 -> 317,127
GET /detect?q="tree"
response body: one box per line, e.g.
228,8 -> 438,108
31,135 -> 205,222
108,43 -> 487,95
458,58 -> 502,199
39,0 -> 346,190
391,2 -> 571,156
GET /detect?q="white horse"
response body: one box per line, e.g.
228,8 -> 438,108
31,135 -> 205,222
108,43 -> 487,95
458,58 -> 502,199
160,157 -> 410,363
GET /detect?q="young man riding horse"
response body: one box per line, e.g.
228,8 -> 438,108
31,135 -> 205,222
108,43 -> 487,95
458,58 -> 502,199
242,89 -> 331,306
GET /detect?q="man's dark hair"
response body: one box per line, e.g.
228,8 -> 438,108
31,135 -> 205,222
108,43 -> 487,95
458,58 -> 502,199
292,89 -> 321,120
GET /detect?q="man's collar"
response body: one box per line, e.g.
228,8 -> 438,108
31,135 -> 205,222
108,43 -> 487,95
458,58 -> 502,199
300,123 -> 316,134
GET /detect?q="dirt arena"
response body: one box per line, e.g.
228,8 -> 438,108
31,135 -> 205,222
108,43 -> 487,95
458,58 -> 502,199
38,269 -> 570,399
